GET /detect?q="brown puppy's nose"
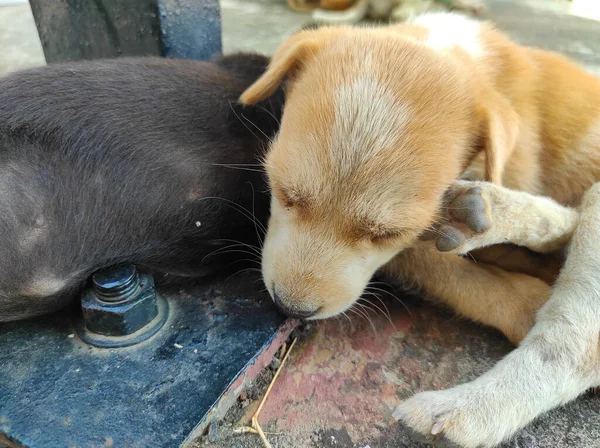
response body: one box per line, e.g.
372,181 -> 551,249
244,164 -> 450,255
273,292 -> 317,319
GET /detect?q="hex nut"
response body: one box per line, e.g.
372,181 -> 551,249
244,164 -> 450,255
82,274 -> 158,337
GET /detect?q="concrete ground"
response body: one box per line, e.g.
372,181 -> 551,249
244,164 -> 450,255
2,1 -> 600,448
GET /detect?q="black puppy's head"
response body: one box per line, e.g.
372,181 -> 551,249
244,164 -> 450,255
213,52 -> 272,82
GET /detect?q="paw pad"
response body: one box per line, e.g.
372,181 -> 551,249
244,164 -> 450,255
435,185 -> 492,252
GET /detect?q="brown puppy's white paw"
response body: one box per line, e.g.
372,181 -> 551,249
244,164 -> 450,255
393,385 -> 512,448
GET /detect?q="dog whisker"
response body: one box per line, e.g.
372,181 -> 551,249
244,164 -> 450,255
359,295 -> 392,326
362,291 -> 397,331
246,181 -> 265,247
211,164 -> 265,173
347,306 -> 372,331
203,243 -> 256,259
360,293 -> 389,318
202,247 -> 261,264
333,314 -> 344,334
240,112 -> 274,145
228,258 -> 262,267
366,285 -> 412,316
255,103 -> 281,126
228,100 -> 264,143
210,239 -> 262,255
229,99 -> 274,146
464,251 -> 478,263
340,310 -> 353,329
214,163 -> 264,166
349,304 -> 368,320
203,242 -> 261,258
197,196 -> 267,236
226,267 -> 262,281
346,307 -> 363,324
355,302 -> 378,334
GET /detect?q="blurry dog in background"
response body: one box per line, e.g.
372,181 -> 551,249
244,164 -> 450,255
288,0 -> 485,24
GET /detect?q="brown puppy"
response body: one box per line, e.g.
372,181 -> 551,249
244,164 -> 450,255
239,12 -> 600,447
239,12 -> 598,341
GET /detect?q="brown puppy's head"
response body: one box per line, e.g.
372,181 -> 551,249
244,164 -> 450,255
240,25 -> 512,319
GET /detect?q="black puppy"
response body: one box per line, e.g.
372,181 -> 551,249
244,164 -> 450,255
0,54 -> 283,322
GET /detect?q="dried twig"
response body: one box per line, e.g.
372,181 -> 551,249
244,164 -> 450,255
233,427 -> 282,436
232,426 -> 259,435
234,337 -> 298,448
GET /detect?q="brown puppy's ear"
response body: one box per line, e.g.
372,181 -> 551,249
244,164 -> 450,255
239,33 -> 321,105
480,93 -> 520,185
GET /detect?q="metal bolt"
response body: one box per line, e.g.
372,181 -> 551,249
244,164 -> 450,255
77,264 -> 169,348
92,264 -> 140,302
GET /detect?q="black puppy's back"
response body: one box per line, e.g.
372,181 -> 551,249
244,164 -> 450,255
0,54 -> 282,321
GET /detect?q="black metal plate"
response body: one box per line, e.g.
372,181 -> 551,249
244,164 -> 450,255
0,272 -> 286,448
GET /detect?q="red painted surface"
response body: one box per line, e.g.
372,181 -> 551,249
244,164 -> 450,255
214,294 -> 600,447
256,297 -> 515,444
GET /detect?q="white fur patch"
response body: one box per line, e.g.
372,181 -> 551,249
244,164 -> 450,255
330,76 -> 411,173
19,216 -> 47,251
24,275 -> 68,297
581,117 -> 600,152
411,12 -> 484,58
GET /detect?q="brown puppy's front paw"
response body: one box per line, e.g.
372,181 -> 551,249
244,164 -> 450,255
435,182 -> 492,253
393,383 -> 522,448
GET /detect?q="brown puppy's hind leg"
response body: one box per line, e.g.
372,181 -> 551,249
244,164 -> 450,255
391,180 -> 581,343
383,246 -> 551,344
470,245 -> 564,286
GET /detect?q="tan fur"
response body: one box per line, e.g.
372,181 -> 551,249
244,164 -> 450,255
240,13 -> 600,338
393,181 -> 600,447
240,14 -> 600,446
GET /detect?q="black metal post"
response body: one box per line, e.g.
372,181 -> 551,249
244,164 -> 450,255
28,0 -> 222,63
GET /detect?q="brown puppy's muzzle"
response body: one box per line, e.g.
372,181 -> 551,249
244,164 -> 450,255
273,291 -> 320,319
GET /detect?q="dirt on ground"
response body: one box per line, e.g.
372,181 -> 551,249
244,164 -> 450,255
192,323 -> 326,448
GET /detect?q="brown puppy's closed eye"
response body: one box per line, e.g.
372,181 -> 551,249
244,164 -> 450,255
240,18 -> 518,319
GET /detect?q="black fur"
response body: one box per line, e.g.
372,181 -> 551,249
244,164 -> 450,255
0,53 -> 282,321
